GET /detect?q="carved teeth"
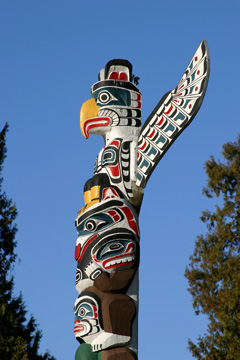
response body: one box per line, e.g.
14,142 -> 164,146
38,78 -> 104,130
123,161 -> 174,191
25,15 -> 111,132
105,256 -> 134,267
98,109 -> 119,123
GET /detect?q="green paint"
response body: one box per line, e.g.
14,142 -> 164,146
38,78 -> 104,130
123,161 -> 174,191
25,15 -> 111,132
156,134 -> 166,147
75,344 -> 102,360
174,111 -> 185,123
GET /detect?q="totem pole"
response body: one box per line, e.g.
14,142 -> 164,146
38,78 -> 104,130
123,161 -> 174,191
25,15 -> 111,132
74,40 -> 210,360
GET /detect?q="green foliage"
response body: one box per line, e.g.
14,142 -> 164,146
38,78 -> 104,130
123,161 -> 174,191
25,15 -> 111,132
185,135 -> 240,360
0,124 -> 56,360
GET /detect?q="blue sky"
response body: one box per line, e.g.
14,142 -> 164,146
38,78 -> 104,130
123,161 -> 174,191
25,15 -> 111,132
1,1 -> 239,359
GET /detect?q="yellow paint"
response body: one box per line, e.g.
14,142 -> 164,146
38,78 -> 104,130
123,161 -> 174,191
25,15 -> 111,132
78,199 -> 99,216
84,190 -> 91,205
83,185 -> 100,205
91,185 -> 100,201
80,98 -> 100,138
79,185 -> 101,216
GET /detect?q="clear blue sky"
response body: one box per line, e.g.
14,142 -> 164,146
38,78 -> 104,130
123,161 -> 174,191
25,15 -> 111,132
1,1 -> 239,359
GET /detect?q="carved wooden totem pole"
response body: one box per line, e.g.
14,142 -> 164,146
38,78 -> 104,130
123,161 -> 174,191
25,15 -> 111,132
74,41 -> 210,360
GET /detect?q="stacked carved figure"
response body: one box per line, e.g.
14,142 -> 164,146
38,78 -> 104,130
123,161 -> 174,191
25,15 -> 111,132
74,41 -> 210,360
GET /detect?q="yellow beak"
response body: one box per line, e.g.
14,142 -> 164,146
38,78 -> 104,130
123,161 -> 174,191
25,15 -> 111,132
80,98 -> 100,138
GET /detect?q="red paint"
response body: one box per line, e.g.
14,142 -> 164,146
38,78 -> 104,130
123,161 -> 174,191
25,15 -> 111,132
139,140 -> 147,150
132,93 -> 141,108
156,116 -> 164,126
77,234 -> 98,263
125,242 -> 135,253
189,104 -> 192,109
164,104 -> 173,115
108,164 -> 120,177
103,250 -> 135,269
137,93 -> 142,108
103,258 -> 134,269
102,187 -> 119,200
197,70 -> 200,75
148,128 -> 156,139
93,241 -> 135,269
109,71 -> 128,81
83,117 -> 111,138
195,86 -> 198,91
119,72 -> 127,81
121,206 -> 140,238
109,139 -> 120,148
113,214 -> 121,222
107,210 -> 121,222
195,56 -> 198,61
74,320 -> 85,332
107,210 -> 117,217
109,71 -> 118,80
74,325 -> 85,333
93,305 -> 98,318
75,243 -> 81,261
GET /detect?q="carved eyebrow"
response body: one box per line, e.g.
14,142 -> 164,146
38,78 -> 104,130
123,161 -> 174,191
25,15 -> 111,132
76,200 -> 123,226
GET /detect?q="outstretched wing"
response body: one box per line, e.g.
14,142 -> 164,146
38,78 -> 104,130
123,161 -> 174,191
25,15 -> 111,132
136,40 -> 210,188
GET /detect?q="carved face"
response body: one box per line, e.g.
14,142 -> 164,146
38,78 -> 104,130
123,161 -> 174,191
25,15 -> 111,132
74,188 -> 139,293
94,139 -> 134,199
92,231 -> 136,269
80,60 -> 142,139
74,290 -> 133,351
74,293 -> 102,342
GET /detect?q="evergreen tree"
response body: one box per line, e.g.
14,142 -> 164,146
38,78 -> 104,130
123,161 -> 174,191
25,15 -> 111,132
185,135 -> 240,360
0,123 -> 56,360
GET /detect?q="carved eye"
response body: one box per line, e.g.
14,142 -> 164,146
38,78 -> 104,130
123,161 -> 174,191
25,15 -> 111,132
77,303 -> 94,319
79,307 -> 87,317
97,91 -> 116,105
101,242 -> 124,256
98,91 -> 111,104
109,243 -> 124,251
83,218 -> 107,232
84,220 -> 96,231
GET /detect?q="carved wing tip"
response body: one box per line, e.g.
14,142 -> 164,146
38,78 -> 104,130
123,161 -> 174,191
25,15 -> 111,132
200,39 -> 210,67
